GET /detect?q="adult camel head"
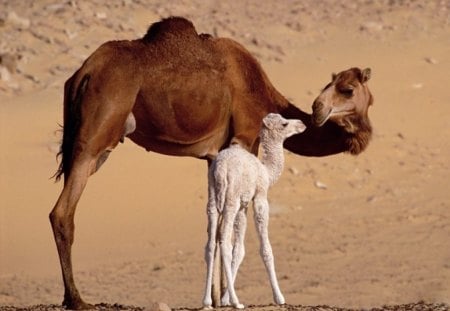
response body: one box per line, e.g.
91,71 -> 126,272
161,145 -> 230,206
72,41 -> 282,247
311,67 -> 373,154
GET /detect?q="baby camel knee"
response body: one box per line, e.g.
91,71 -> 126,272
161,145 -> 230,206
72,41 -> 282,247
260,247 -> 274,263
204,241 -> 216,261
220,241 -> 233,260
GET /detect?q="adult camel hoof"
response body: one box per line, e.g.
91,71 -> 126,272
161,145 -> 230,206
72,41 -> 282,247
63,297 -> 94,310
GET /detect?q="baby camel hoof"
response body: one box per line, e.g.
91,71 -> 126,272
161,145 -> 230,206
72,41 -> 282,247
274,295 -> 285,305
221,296 -> 230,307
202,306 -> 213,310
233,303 -> 245,309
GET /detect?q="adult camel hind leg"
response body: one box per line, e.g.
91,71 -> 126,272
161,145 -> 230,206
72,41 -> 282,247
50,73 -> 137,309
50,155 -> 96,309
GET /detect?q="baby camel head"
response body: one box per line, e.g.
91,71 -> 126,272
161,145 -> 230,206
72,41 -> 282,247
311,67 -> 373,154
261,113 -> 306,142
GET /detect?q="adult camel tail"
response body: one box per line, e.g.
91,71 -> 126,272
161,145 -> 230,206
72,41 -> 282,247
54,73 -> 90,182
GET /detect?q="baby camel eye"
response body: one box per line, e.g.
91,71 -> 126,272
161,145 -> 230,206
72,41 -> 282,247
281,122 -> 288,127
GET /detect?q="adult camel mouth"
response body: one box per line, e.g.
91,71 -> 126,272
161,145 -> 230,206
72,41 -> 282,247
312,109 -> 331,127
312,107 -> 355,127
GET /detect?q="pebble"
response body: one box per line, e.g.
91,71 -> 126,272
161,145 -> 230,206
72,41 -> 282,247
314,180 -> 328,190
95,12 -> 107,19
0,65 -> 11,82
0,53 -> 18,73
288,166 -> 299,175
45,3 -> 67,13
366,195 -> 376,202
359,21 -> 383,32
424,56 -> 438,64
23,73 -> 40,83
64,29 -> 78,40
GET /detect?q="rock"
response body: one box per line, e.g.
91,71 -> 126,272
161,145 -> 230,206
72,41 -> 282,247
0,53 -> 19,73
45,3 -> 67,13
366,195 -> 376,202
288,166 -> 299,175
22,72 -> 40,84
6,11 -> 30,30
286,21 -> 302,32
144,302 -> 171,311
424,56 -> 438,64
0,65 -> 11,82
251,37 -> 259,46
95,12 -> 107,19
64,29 -> 78,40
397,132 -> 405,139
314,180 -> 327,190
359,21 -> 383,32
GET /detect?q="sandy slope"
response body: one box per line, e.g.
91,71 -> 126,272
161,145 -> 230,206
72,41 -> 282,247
1,0 -> 449,310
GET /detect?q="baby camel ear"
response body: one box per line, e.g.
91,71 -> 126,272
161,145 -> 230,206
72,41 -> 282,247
262,115 -> 274,130
361,68 -> 371,83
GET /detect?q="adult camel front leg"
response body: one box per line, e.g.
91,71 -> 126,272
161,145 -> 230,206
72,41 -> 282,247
203,168 -> 221,309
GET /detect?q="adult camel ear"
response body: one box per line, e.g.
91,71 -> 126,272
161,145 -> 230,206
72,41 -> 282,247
331,72 -> 337,81
360,68 -> 371,83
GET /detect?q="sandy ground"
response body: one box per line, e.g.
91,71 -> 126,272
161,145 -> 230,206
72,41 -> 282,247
1,1 -> 449,310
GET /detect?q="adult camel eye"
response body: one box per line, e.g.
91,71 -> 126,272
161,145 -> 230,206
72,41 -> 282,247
340,87 -> 354,97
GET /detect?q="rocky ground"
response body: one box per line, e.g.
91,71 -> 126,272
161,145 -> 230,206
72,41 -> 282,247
0,301 -> 449,311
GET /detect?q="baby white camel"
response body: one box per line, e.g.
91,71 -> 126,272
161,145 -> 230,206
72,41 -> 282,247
203,113 -> 306,309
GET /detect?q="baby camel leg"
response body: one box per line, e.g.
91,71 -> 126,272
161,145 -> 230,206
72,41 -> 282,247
231,207 -> 248,280
253,196 -> 285,305
221,207 -> 248,306
220,200 -> 244,309
203,191 -> 220,308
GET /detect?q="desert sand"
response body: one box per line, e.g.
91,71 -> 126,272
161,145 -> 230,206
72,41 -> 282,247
0,1 -> 449,310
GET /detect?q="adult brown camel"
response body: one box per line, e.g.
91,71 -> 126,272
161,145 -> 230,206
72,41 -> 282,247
50,16 -> 373,309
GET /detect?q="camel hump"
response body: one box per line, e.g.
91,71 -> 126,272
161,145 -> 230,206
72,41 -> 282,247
143,16 -> 199,42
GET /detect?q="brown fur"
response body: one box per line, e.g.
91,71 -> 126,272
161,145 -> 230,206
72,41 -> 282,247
50,17 -> 373,309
